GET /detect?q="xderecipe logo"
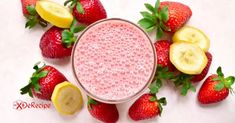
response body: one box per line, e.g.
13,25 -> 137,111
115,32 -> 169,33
13,100 -> 51,111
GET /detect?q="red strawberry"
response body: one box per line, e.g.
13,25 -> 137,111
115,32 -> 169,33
40,26 -> 72,58
40,21 -> 85,58
20,62 -> 67,100
87,97 -> 119,123
160,1 -> 192,32
129,93 -> 166,121
154,40 -> 174,71
191,52 -> 212,82
198,67 -> 235,104
21,0 -> 37,16
21,0 -> 47,28
64,0 -> 107,25
138,0 -> 192,38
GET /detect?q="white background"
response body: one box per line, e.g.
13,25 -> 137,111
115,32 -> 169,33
0,0 -> 235,123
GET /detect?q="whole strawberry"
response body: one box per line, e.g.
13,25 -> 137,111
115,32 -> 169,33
87,97 -> 119,123
129,94 -> 166,121
40,20 -> 85,58
191,52 -> 212,82
139,0 -> 192,38
198,67 -> 235,104
20,62 -> 67,100
64,0 -> 107,25
21,0 -> 47,28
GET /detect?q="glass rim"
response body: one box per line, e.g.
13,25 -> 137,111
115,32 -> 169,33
71,18 -> 157,104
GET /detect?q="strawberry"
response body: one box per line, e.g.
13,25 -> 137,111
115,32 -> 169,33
20,62 -> 67,100
87,97 -> 119,123
191,52 -> 212,82
21,0 -> 47,28
128,94 -> 166,121
198,67 -> 235,104
64,0 -> 107,25
138,0 -> 192,38
154,40 -> 174,71
40,20 -> 85,58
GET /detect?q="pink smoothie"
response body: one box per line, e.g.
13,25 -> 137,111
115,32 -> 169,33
72,19 -> 156,102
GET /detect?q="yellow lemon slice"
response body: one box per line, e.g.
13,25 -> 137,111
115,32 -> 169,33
35,0 -> 73,28
51,81 -> 83,115
172,26 -> 210,52
170,42 -> 208,75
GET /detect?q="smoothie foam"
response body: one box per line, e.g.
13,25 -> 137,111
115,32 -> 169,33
73,19 -> 156,102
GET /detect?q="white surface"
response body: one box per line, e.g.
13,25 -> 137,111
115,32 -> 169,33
0,0 -> 235,123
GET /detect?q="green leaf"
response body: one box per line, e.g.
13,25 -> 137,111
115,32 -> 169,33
37,71 -> 48,78
149,96 -> 157,102
144,3 -> 156,14
146,26 -> 155,32
156,26 -> 164,39
62,30 -> 76,48
159,6 -> 169,22
28,89 -> 33,97
64,0 -> 73,6
160,21 -> 171,31
158,97 -> 167,106
72,25 -> 86,33
225,76 -> 235,87
149,84 -> 159,94
26,5 -> 37,16
25,16 -> 38,29
190,85 -> 196,92
215,82 -> 225,91
138,18 -> 155,29
216,66 -> 224,77
20,83 -> 31,95
140,11 -> 155,21
76,2 -> 84,14
181,85 -> 188,96
155,0 -> 160,10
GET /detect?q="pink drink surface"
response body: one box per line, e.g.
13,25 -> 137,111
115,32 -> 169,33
73,19 -> 155,101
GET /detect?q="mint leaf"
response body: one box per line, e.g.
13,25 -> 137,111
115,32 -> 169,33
76,2 -> 84,14
159,6 -> 169,22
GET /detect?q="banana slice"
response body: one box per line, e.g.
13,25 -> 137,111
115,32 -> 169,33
51,81 -> 83,115
170,42 -> 208,75
35,0 -> 73,28
172,26 -> 210,51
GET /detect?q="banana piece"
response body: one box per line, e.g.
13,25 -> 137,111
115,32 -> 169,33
36,0 -> 73,28
51,81 -> 83,115
170,42 -> 208,75
172,26 -> 210,51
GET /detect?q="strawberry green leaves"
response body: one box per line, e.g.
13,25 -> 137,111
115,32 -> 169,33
213,67 -> 235,92
20,62 -> 48,97
64,0 -> 84,14
25,5 -> 48,29
138,0 -> 170,39
62,19 -> 86,48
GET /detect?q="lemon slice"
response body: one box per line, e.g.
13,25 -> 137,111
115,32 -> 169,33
35,0 -> 73,28
51,81 -> 83,115
170,42 -> 208,75
172,26 -> 210,51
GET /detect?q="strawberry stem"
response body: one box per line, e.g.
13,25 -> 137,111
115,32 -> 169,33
20,62 -> 49,97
